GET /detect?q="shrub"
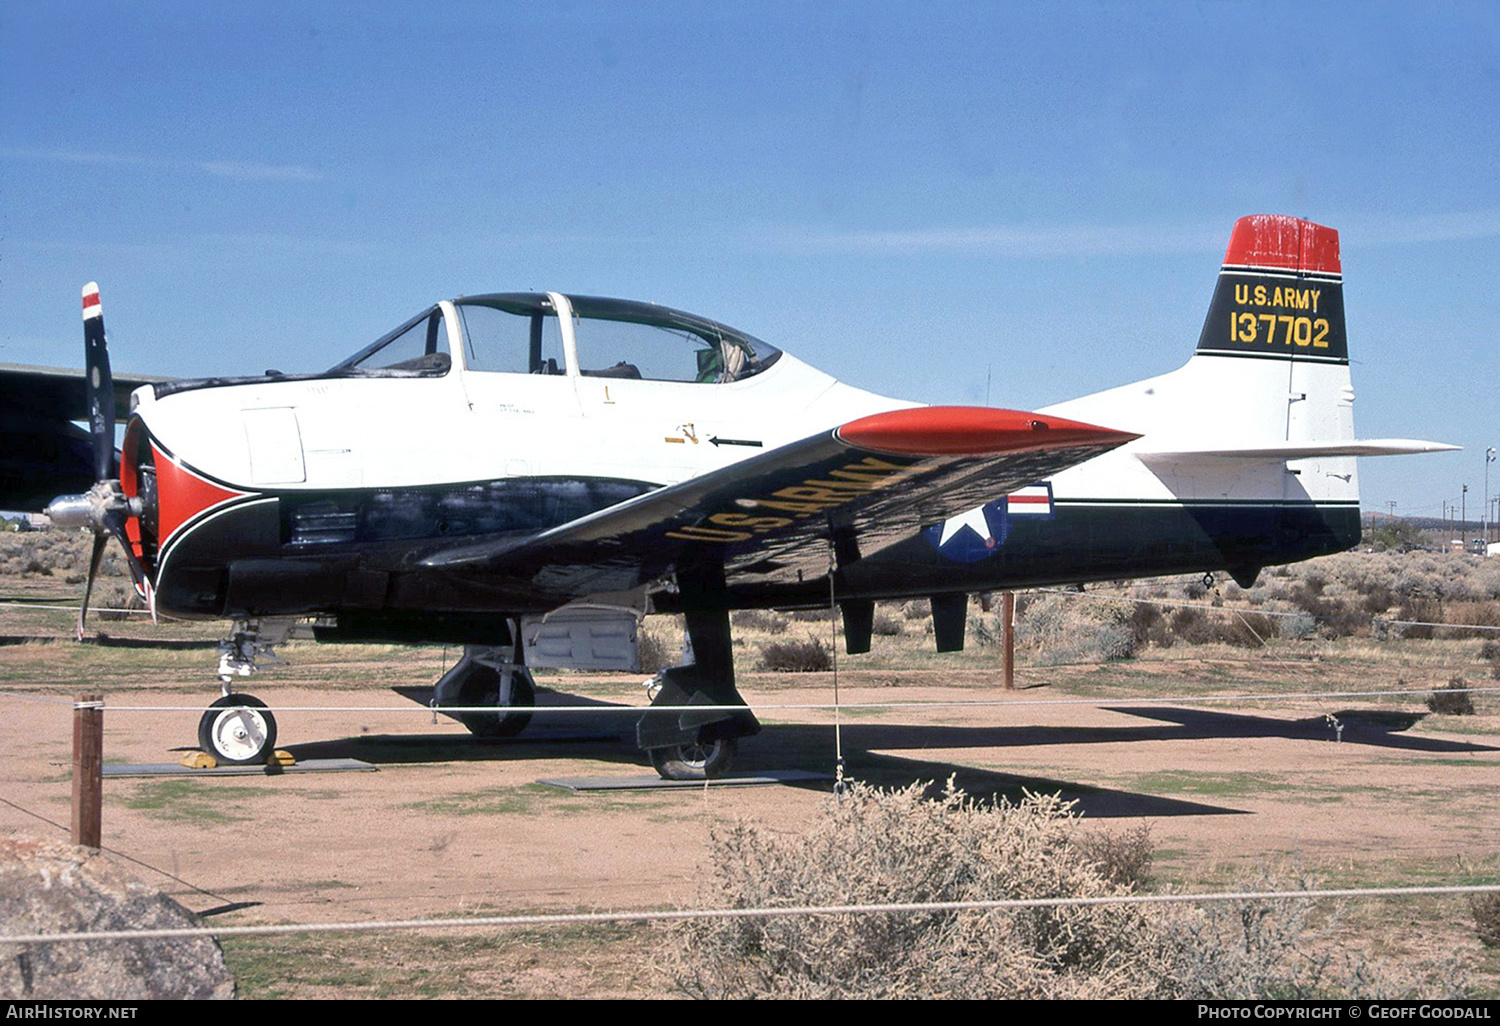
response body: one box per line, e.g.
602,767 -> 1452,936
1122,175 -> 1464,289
666,783 -> 1179,999
870,611 -> 903,637
638,629 -> 673,674
1470,893 -> 1500,948
732,609 -> 788,634
758,639 -> 831,672
1016,595 -> 1135,664
1278,612 -> 1318,641
664,782 -> 1454,1000
1078,822 -> 1154,888
1427,678 -> 1475,716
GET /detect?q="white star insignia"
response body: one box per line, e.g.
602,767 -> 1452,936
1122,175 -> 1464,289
938,506 -> 994,546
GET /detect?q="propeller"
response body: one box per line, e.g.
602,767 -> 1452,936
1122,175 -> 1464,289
44,283 -> 145,639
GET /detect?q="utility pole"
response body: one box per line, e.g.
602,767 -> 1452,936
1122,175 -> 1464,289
1387,500 -> 1397,523
1486,448 -> 1496,548
1462,484 -> 1469,551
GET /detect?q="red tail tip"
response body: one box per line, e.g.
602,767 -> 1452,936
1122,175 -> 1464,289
1223,215 -> 1340,276
82,282 -> 102,320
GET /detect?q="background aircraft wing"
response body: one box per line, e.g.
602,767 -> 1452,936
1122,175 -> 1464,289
421,406 -> 1137,597
0,364 -> 170,512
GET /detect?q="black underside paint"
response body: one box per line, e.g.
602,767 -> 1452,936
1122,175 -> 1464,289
155,487 -> 1361,634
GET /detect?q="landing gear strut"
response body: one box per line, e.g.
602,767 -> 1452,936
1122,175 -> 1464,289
195,620 -> 294,765
638,588 -> 760,781
433,625 -> 536,739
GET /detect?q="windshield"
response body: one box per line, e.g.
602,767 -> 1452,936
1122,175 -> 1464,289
331,306 -> 452,376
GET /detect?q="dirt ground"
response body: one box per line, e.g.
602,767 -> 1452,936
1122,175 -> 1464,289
3,638 -> 1499,997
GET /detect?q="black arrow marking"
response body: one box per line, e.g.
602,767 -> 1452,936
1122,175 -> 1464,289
708,436 -> 763,448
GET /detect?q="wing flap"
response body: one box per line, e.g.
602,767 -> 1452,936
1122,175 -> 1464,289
421,406 -> 1137,597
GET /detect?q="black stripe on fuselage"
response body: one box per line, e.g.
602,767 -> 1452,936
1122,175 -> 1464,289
156,488 -> 1362,623
153,475 -> 660,618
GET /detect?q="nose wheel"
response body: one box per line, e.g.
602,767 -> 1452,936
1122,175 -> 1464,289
198,694 -> 277,765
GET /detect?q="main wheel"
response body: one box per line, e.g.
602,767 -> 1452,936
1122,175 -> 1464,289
649,736 -> 738,781
198,694 -> 277,765
456,665 -> 535,738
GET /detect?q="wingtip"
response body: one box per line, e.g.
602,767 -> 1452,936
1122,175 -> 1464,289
836,406 -> 1138,457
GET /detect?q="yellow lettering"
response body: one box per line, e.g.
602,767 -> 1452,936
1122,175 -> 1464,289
1234,283 -> 1249,303
775,486 -> 852,504
665,526 -> 752,542
754,499 -> 824,514
710,513 -> 792,531
1309,289 -> 1320,313
1254,284 -> 1267,304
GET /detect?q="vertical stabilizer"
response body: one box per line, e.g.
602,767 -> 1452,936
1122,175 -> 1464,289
1195,214 -> 1348,366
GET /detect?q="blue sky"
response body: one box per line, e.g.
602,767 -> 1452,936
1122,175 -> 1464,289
2,1 -> 1497,521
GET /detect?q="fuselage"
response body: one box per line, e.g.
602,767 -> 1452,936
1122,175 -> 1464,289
120,289 -> 1358,626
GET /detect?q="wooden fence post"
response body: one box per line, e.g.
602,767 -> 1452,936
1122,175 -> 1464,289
1002,592 -> 1015,690
72,694 -> 102,850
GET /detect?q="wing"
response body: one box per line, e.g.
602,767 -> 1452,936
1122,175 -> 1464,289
422,406 -> 1137,597
0,364 -> 170,512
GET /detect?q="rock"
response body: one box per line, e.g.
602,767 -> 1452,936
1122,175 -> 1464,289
0,836 -> 235,999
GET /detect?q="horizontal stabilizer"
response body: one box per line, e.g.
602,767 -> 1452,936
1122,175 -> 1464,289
1140,439 -> 1459,462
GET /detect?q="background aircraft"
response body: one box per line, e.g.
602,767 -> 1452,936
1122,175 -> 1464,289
30,215 -> 1453,778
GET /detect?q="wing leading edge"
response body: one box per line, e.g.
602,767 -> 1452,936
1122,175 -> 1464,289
421,406 -> 1138,597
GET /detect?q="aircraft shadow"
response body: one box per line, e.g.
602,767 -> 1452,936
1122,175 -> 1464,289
277,686 -> 1400,818
285,690 -> 1493,818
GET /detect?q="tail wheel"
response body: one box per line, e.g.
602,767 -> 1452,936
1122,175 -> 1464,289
456,665 -> 535,738
198,694 -> 277,765
649,737 -> 738,781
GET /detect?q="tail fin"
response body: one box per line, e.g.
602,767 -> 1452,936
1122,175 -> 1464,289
1044,215 -> 1453,486
1194,215 -> 1348,365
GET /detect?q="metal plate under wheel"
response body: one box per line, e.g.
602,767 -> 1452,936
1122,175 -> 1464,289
536,770 -> 831,792
102,758 -> 378,778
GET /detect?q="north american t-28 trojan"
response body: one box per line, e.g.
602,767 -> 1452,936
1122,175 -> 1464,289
25,214 -> 1452,778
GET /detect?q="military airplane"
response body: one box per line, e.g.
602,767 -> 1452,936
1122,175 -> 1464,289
30,214 -> 1454,778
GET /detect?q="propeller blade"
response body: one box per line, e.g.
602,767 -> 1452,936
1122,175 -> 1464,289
77,532 -> 109,641
82,282 -> 116,482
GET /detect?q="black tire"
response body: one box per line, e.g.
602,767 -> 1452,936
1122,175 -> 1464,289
198,694 -> 277,766
456,665 -> 535,738
649,736 -> 738,781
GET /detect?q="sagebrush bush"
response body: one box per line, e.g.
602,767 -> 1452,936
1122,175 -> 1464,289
666,783 -> 1179,999
732,609 -> 789,634
1078,821 -> 1154,888
1470,893 -> 1500,948
1016,594 -> 1134,664
758,639 -> 831,672
665,782 -> 1456,1000
637,629 -> 673,674
1427,678 -> 1475,716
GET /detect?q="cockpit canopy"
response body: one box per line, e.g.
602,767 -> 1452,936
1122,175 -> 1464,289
333,293 -> 782,384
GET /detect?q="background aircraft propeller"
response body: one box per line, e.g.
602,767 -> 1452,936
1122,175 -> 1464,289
45,283 -> 145,638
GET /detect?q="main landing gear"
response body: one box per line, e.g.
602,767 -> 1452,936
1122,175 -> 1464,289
432,637 -> 536,739
638,600 -> 760,781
